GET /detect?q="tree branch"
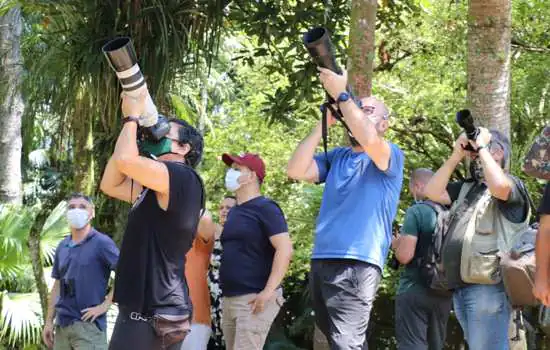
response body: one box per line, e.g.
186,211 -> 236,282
374,51 -> 413,72
511,39 -> 550,53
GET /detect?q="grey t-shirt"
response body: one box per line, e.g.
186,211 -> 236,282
443,176 -> 528,289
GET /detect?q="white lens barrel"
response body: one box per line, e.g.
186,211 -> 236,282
116,64 -> 146,92
116,64 -> 158,127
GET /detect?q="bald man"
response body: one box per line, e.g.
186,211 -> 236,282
287,68 -> 404,349
392,169 -> 452,350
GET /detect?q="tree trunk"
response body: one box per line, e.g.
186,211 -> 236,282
0,7 -> 24,204
348,0 -> 378,97
467,0 -> 512,138
28,205 -> 53,324
72,93 -> 95,194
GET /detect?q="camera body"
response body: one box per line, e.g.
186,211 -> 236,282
102,37 -> 170,141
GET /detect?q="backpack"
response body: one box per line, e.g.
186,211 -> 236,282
412,200 -> 453,296
499,182 -> 538,307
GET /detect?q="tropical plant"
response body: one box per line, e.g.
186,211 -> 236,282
0,201 -> 68,348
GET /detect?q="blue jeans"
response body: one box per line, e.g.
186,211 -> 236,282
453,283 -> 511,350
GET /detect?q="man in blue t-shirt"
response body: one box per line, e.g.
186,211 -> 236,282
42,193 -> 119,350
287,68 -> 404,349
220,153 -> 293,350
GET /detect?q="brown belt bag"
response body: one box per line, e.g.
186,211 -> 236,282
152,314 -> 191,348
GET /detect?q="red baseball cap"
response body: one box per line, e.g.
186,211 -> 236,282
222,153 -> 266,183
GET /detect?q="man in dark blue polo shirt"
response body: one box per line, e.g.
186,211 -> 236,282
220,153 -> 293,350
42,193 -> 119,350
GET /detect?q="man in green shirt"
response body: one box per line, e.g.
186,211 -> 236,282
392,168 -> 452,350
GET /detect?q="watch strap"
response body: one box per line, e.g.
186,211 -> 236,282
336,92 -> 350,104
122,116 -> 140,125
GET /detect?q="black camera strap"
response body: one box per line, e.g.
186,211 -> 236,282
320,101 -> 355,171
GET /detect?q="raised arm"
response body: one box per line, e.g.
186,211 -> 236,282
100,92 -> 171,203
469,128 -> 514,201
287,116 -> 335,183
425,135 -> 468,205
317,68 -> 391,171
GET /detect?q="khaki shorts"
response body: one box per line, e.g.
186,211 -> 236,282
54,321 -> 107,350
222,289 -> 284,350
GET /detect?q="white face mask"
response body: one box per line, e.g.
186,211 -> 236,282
66,208 -> 90,229
225,168 -> 242,192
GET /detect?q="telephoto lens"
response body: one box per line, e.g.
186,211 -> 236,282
303,27 -> 342,74
102,37 -> 169,140
455,109 -> 479,141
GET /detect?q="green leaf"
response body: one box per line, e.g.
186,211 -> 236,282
0,292 -> 42,347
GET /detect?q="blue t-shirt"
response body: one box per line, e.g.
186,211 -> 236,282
220,196 -> 288,297
52,229 -> 119,331
313,145 -> 404,271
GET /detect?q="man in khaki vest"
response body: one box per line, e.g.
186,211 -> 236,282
424,128 -> 529,350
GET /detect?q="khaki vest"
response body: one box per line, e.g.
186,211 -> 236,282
451,182 -> 529,285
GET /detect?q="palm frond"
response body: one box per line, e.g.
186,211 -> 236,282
40,201 -> 69,265
0,292 -> 42,347
0,205 -> 36,281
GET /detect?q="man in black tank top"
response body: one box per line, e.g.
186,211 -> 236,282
100,91 -> 206,350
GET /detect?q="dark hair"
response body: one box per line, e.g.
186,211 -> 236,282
67,192 -> 94,206
168,118 -> 204,168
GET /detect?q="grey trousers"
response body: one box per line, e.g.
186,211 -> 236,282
395,290 -> 452,350
54,322 -> 107,350
310,259 -> 381,350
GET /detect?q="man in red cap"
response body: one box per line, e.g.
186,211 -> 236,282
219,152 -> 293,350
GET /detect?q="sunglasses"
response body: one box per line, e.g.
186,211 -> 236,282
358,103 -> 389,121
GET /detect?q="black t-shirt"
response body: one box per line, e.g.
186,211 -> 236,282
220,196 -> 288,297
443,176 -> 528,289
114,162 -> 204,315
539,183 -> 550,215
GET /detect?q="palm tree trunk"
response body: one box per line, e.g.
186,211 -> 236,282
467,0 -> 512,138
0,7 -> 24,204
348,0 -> 378,98
73,93 -> 95,194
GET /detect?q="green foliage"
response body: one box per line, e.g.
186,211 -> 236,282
0,293 -> 42,348
0,203 -> 68,348
3,0 -> 550,348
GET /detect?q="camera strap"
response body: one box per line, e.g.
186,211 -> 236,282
321,103 -> 331,171
320,101 -> 355,172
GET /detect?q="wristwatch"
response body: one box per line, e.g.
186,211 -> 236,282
477,143 -> 488,151
122,116 -> 140,125
336,92 -> 350,104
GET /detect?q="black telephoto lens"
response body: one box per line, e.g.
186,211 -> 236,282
456,109 -> 478,140
303,27 -> 342,74
102,37 -> 138,72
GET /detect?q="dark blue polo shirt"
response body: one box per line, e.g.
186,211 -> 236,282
220,196 -> 288,297
51,228 -> 119,331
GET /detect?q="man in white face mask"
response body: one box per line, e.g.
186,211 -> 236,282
219,153 -> 293,350
42,193 -> 119,350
